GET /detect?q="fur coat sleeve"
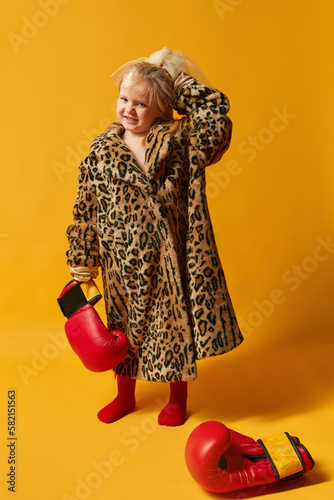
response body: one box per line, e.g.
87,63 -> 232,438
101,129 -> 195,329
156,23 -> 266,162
174,75 -> 232,168
66,151 -> 101,268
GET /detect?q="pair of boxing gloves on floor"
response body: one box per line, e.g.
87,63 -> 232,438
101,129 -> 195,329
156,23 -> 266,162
57,276 -> 314,493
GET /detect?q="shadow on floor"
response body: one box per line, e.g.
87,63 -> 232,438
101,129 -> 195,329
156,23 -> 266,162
202,464 -> 329,498
187,331 -> 334,422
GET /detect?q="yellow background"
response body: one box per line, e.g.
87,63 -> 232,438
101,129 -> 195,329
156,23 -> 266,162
1,0 -> 333,499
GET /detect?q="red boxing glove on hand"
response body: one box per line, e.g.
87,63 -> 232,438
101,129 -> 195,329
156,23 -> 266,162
185,421 -> 314,494
57,279 -> 129,372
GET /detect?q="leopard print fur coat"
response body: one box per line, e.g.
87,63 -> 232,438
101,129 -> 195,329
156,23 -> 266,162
66,78 -> 243,382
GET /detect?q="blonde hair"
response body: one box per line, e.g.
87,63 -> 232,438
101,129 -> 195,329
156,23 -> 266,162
147,47 -> 188,81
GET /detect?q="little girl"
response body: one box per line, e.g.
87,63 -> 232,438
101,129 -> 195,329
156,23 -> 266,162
66,47 -> 243,426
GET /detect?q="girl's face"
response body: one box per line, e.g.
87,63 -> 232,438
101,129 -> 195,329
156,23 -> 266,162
117,74 -> 159,136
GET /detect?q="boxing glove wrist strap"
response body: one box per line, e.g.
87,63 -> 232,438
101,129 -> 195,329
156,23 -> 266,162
58,279 -> 102,319
258,432 -> 305,480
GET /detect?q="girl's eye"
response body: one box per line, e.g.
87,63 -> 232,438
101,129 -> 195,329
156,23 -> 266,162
138,103 -> 146,107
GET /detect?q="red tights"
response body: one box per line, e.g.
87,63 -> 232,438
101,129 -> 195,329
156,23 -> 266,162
97,374 -> 136,423
157,379 -> 188,426
97,375 -> 187,426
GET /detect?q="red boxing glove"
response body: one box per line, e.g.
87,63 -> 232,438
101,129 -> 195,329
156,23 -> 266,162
57,279 -> 129,372
185,421 -> 314,493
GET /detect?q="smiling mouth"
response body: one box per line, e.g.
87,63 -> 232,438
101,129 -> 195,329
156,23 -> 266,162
124,115 -> 138,123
